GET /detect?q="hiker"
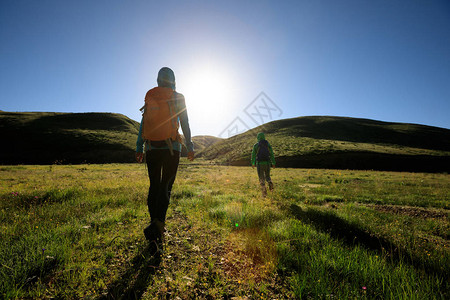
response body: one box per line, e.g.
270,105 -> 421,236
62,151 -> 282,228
136,67 -> 194,251
251,132 -> 276,197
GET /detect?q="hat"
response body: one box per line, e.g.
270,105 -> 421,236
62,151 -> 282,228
257,132 -> 266,141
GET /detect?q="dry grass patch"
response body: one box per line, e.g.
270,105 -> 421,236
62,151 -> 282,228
222,228 -> 277,284
369,204 -> 448,219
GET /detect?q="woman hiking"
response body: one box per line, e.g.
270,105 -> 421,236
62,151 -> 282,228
136,67 -> 194,253
251,132 -> 276,197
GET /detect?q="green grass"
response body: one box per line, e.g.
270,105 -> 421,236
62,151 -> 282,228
0,163 -> 448,299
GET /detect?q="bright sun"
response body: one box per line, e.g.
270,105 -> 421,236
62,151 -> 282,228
180,67 -> 237,126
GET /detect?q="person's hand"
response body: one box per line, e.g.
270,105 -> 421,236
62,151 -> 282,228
136,152 -> 144,163
252,164 -> 255,169
187,151 -> 195,161
272,164 -> 276,169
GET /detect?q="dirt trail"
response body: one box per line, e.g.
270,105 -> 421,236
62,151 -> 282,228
101,211 -> 290,299
368,204 -> 448,219
146,211 -> 290,299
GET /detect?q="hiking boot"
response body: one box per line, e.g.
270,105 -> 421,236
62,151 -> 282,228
156,220 -> 166,256
268,181 -> 274,191
144,220 -> 165,256
144,219 -> 165,240
143,222 -> 159,242
154,219 -> 166,247
154,219 -> 165,237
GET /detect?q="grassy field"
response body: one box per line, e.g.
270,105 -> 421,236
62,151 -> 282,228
0,163 -> 449,299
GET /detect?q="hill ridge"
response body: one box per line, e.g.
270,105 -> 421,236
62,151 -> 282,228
197,115 -> 450,172
1,112 -> 449,171
0,111 -> 140,164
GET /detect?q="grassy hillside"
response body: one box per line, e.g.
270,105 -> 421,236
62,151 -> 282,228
192,135 -> 223,150
2,113 -> 449,171
181,135 -> 222,156
0,112 -> 140,164
197,116 -> 450,172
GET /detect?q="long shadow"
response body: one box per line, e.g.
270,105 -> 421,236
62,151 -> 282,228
98,244 -> 162,300
289,204 -> 447,279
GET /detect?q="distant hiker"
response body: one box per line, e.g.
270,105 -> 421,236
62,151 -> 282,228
136,67 -> 194,252
251,132 -> 276,197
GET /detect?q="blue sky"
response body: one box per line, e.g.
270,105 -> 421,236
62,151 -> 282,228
1,0 -> 449,137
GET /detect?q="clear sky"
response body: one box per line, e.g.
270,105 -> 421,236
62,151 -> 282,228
1,0 -> 449,137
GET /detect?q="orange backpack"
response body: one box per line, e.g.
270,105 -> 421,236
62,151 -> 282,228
140,87 -> 181,143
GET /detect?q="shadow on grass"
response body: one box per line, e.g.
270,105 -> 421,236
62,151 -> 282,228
22,255 -> 61,291
99,243 -> 161,300
289,204 -> 447,279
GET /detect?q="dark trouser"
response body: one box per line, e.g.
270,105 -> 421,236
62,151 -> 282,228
257,163 -> 273,196
257,163 -> 272,184
146,149 -> 180,222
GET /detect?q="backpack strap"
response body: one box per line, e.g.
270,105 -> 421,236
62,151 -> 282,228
169,91 -> 185,146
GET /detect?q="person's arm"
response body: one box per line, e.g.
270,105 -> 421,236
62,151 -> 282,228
136,117 -> 144,162
177,93 -> 194,160
251,144 -> 257,166
268,142 -> 276,167
136,117 -> 144,152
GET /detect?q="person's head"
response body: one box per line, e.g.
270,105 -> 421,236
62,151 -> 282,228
257,132 -> 266,141
157,67 -> 176,90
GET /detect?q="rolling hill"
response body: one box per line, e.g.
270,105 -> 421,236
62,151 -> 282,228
1,112 -> 449,172
181,135 -> 223,156
0,112 -> 223,165
0,112 -> 140,164
197,116 -> 450,172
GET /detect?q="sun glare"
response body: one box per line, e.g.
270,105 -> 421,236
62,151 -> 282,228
180,67 -> 238,130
